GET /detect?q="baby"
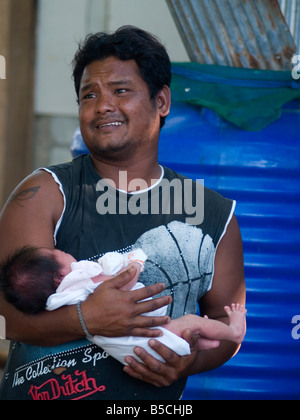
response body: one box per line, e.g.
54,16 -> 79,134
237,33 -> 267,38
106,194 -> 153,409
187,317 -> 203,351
0,246 -> 247,365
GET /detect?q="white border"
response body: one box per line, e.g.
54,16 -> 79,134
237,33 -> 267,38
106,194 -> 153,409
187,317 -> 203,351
207,200 -> 237,292
35,168 -> 67,246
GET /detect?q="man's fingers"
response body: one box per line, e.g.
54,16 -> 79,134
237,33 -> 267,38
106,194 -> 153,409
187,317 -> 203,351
90,268 -> 172,337
124,350 -> 164,387
131,282 -> 168,301
109,271 -> 173,315
124,342 -> 179,387
129,325 -> 168,338
108,265 -> 137,288
135,313 -> 170,328
136,295 -> 172,315
148,340 -> 179,366
124,356 -> 161,386
181,329 -> 199,352
105,268 -> 170,306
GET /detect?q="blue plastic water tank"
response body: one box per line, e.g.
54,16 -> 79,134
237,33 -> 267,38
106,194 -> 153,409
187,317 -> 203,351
70,100 -> 300,400
158,102 -> 300,400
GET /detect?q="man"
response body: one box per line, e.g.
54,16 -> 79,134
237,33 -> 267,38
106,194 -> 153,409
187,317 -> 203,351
0,26 -> 245,400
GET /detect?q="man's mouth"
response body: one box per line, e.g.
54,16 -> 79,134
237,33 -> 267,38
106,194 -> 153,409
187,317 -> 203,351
96,121 -> 124,129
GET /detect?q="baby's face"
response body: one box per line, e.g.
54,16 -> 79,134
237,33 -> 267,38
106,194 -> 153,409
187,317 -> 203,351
40,248 -> 77,278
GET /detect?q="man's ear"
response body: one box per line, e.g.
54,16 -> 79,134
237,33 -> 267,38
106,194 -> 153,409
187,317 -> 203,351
156,85 -> 171,119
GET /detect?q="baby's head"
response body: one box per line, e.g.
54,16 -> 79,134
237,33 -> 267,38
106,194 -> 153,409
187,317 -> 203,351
0,247 -> 75,314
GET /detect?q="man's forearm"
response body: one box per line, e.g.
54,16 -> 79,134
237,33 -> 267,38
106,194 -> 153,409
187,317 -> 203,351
185,315 -> 241,376
1,275 -> 172,347
187,340 -> 240,376
1,294 -> 84,346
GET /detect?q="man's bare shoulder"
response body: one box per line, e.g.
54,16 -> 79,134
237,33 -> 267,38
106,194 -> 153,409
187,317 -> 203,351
5,170 -> 60,207
0,170 -> 64,258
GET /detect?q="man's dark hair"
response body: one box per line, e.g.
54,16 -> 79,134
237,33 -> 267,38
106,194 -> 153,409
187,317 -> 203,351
72,25 -> 172,128
0,247 -> 61,315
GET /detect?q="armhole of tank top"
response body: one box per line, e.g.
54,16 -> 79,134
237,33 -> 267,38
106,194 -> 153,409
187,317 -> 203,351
207,199 -> 236,292
35,168 -> 67,246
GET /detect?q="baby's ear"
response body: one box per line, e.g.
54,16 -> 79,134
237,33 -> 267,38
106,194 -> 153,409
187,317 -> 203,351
54,272 -> 63,287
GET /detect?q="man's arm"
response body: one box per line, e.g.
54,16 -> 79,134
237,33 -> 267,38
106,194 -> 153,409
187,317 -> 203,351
123,214 -> 246,386
0,170 -> 83,345
0,171 -> 171,346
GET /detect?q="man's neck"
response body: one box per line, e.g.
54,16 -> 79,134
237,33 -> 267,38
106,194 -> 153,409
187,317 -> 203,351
90,154 -> 162,193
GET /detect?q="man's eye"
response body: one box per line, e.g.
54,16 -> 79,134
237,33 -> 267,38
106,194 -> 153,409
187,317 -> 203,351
116,88 -> 127,94
85,93 -> 96,99
81,92 -> 96,101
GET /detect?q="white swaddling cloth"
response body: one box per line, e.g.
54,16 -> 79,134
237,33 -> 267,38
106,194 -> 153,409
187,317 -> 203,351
46,249 -> 191,365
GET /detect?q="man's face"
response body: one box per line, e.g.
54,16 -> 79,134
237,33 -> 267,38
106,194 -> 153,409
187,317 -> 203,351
78,56 -> 169,161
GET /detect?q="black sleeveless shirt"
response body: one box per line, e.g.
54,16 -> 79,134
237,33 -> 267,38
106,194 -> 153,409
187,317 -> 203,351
0,155 -> 235,400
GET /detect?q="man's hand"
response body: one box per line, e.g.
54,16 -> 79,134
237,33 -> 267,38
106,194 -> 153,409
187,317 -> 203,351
81,266 -> 173,338
123,329 -> 199,387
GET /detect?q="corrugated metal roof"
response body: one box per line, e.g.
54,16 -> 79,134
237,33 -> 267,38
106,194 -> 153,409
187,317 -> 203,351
166,0 -> 296,70
279,0 -> 300,54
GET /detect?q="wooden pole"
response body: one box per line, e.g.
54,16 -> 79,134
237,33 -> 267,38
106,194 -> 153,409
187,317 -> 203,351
0,0 -> 36,209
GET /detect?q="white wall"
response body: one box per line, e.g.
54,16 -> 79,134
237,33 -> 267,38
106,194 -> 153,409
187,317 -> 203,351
34,0 -> 189,117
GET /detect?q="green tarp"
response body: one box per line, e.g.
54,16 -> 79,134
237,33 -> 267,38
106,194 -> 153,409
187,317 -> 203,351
171,62 -> 300,131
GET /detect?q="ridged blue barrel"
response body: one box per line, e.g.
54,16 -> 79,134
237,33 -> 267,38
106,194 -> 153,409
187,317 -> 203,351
70,100 -> 300,400
158,102 -> 300,400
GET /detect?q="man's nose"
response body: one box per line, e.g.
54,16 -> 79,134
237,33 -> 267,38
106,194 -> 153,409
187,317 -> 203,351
95,92 -> 116,114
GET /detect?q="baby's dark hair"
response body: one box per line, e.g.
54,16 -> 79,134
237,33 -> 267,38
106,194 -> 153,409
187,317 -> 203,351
0,247 -> 61,314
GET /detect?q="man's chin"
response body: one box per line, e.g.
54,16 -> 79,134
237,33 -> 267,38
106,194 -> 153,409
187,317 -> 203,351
87,137 -> 138,160
90,143 -> 135,161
